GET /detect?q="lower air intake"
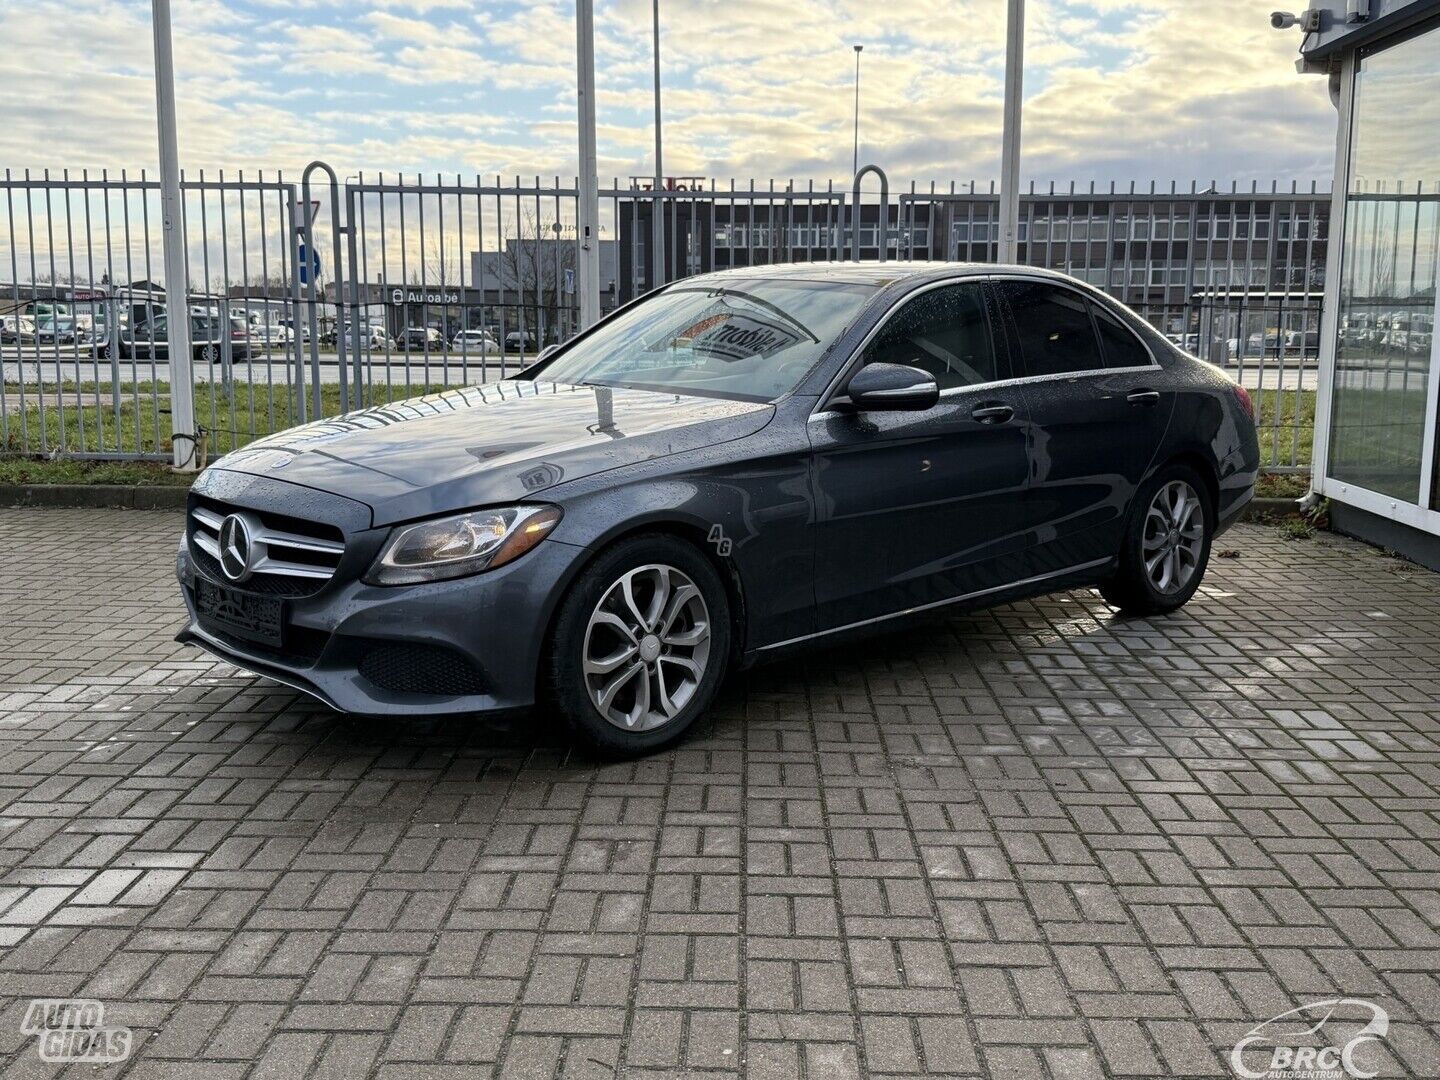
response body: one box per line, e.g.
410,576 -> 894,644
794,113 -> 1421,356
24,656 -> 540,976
358,642 -> 486,696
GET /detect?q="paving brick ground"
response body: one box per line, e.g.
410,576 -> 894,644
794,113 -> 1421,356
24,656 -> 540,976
0,507 -> 1438,1079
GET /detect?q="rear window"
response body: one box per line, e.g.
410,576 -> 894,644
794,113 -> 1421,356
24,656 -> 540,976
1091,302 -> 1152,369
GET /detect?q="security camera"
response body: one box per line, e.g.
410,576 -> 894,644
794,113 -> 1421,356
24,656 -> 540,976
1271,9 -> 1322,30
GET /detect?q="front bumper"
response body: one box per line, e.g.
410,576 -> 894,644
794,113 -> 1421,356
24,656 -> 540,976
176,535 -> 584,717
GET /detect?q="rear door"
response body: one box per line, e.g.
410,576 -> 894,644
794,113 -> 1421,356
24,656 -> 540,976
991,278 -> 1175,571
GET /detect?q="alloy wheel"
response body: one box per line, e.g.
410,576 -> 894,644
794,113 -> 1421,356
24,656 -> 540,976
1142,479 -> 1205,594
582,563 -> 712,732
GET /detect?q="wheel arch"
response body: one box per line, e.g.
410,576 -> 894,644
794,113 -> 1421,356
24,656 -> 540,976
533,515 -> 750,705
1154,448 -> 1221,520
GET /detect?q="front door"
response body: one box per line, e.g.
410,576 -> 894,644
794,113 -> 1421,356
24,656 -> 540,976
808,281 -> 1033,632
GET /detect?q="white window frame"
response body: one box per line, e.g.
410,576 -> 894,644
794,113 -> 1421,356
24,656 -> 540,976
1312,44 -> 1440,533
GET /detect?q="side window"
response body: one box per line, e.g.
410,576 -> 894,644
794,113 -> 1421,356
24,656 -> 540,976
861,284 -> 998,390
1090,301 -> 1153,369
996,281 -> 1105,378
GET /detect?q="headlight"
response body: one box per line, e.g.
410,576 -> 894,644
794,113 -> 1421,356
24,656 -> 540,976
365,505 -> 562,586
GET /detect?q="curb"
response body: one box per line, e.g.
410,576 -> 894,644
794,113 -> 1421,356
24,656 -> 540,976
1242,496 -> 1303,519
0,484 -> 190,510
2,486 -> 1304,518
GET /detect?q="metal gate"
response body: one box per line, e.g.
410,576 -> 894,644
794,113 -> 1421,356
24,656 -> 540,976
1,168 -> 324,461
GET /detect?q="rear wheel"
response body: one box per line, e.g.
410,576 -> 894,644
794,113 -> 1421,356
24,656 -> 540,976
544,535 -> 731,756
1100,464 -> 1213,615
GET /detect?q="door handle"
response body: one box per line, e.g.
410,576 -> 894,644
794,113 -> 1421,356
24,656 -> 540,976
971,403 -> 1014,425
1127,389 -> 1161,406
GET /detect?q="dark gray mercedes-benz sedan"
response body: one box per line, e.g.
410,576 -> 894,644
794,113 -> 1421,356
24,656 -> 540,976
176,263 -> 1258,754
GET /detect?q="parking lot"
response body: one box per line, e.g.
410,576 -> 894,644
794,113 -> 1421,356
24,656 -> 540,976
0,507 -> 1437,1078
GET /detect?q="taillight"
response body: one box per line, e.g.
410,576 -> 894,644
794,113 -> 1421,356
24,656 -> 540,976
1230,382 -> 1255,421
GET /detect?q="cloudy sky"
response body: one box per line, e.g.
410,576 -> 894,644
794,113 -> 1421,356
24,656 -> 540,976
1,0 -> 1338,187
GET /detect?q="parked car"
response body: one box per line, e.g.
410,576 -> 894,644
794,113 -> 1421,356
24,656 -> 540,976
1,314 -> 35,345
505,330 -> 537,352
121,312 -> 226,362
339,324 -> 394,352
34,316 -> 83,346
226,316 -> 255,360
1284,330 -> 1320,358
240,313 -> 292,349
176,264 -> 1258,756
451,328 -> 499,353
401,326 -> 443,351
1246,331 -> 1284,357
281,318 -> 310,344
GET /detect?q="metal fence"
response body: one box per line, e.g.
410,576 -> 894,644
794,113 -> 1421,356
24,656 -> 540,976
2,166 -> 1329,470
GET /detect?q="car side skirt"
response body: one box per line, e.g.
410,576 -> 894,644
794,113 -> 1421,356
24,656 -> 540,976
747,555 -> 1115,661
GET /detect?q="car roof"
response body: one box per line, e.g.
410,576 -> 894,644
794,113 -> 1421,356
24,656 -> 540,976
671,261 -> 1086,289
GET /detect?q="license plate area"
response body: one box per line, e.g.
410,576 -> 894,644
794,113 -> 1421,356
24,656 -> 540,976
195,579 -> 284,648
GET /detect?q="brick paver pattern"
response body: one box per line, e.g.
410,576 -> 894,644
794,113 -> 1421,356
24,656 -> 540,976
0,508 -> 1437,1079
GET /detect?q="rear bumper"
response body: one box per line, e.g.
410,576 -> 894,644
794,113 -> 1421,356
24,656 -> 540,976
1214,483 -> 1254,538
175,535 -> 583,717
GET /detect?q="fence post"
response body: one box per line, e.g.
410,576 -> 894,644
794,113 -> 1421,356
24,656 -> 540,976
285,188 -> 308,425
301,161 -> 346,417
150,0 -> 195,470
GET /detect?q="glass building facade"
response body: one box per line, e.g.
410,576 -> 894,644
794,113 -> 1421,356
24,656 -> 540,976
1327,22 -> 1440,503
1305,1 -> 1440,565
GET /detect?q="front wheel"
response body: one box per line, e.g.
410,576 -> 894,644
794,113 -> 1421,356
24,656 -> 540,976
544,535 -> 731,756
1100,464 -> 1213,615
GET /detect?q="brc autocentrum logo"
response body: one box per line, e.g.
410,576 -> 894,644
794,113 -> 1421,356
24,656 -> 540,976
20,999 -> 133,1064
1231,998 -> 1389,1080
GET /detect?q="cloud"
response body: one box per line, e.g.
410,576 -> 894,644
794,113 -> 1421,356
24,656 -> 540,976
0,0 -> 1337,187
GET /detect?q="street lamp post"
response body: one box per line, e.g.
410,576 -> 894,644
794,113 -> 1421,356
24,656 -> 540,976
652,0 -> 665,289
998,0 -> 1024,264
852,45 -> 863,177
575,0 -> 601,329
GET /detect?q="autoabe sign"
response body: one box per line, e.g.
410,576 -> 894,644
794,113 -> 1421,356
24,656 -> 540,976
391,288 -> 461,305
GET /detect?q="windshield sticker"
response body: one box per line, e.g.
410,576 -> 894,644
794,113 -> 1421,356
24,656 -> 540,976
682,310 -> 801,362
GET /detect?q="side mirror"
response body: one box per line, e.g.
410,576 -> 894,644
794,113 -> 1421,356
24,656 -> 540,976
842,362 -> 939,412
537,343 -> 560,361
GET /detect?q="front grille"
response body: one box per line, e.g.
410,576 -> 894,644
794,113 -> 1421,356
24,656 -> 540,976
358,643 -> 486,696
190,498 -> 345,598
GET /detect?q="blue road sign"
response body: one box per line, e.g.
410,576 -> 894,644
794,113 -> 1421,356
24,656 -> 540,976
298,243 -> 322,285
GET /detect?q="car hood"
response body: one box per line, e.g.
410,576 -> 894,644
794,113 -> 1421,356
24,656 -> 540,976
206,380 -> 774,526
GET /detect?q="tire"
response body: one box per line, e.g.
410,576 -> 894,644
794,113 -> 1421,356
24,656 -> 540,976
1100,462 -> 1214,616
544,534 -> 732,756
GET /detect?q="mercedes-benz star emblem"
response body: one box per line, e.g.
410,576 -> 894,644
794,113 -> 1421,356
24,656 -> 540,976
218,514 -> 254,582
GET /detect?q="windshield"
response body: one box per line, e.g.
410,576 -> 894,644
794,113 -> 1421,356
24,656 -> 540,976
534,277 -> 876,401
